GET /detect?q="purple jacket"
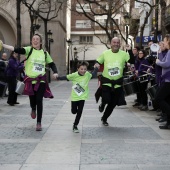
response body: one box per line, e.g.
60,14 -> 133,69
23,74 -> 53,98
6,57 -> 24,77
155,50 -> 168,85
135,58 -> 150,76
156,50 -> 170,83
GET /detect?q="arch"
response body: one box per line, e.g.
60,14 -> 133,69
0,7 -> 17,40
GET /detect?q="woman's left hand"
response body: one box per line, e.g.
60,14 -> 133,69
53,73 -> 58,79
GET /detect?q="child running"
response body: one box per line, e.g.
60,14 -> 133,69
56,61 -> 99,133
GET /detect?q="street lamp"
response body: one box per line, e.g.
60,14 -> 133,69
32,11 -> 41,34
113,29 -> 118,38
47,30 -> 54,83
124,13 -> 130,44
66,39 -> 72,74
47,30 -> 54,54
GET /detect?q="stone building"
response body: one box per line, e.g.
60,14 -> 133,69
0,0 -> 67,75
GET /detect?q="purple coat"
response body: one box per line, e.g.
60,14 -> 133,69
135,57 -> 150,76
156,50 -> 170,83
155,50 -> 168,85
6,57 -> 24,77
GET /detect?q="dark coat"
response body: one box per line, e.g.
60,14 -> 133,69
6,57 -> 24,77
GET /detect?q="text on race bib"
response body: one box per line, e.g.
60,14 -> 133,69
72,83 -> 85,96
33,63 -> 44,73
108,67 -> 120,76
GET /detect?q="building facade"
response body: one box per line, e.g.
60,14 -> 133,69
0,0 -> 67,75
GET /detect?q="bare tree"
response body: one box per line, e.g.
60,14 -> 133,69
16,0 -> 22,49
21,0 -> 67,50
160,0 -> 167,37
135,0 -> 156,48
71,0 -> 128,49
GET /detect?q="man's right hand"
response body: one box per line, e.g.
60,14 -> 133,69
125,44 -> 131,50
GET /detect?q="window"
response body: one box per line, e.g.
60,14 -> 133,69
135,0 -> 149,8
95,18 -> 119,26
80,36 -> 93,44
135,1 -> 141,8
76,20 -> 91,28
76,3 -> 91,12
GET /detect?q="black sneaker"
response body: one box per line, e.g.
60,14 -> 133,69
73,126 -> 79,133
133,103 -> 140,107
158,117 -> 167,123
101,118 -> 109,126
140,105 -> 148,111
155,117 -> 161,121
99,103 -> 105,112
159,123 -> 170,129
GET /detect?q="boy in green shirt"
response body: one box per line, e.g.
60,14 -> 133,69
57,61 -> 99,133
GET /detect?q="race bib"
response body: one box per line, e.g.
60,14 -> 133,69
72,83 -> 85,96
33,63 -> 44,73
108,67 -> 120,76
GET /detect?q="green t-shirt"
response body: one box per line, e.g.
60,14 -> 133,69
66,71 -> 92,101
96,49 -> 130,88
24,46 -> 53,78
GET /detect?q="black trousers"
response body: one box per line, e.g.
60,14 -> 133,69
29,83 -> 46,123
138,81 -> 148,106
7,76 -> 17,104
101,86 -> 123,121
155,82 -> 170,121
71,100 -> 85,126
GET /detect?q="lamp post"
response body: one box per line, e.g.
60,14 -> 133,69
47,30 -> 54,83
47,30 -> 54,54
66,39 -> 72,74
73,47 -> 78,72
83,47 -> 87,61
32,11 -> 41,35
123,13 -> 130,44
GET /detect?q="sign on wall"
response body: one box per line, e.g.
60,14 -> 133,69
136,35 -> 162,43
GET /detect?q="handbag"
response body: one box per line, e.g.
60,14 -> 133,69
15,80 -> 25,95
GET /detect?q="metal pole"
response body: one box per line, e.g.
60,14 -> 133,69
126,25 -> 128,44
83,50 -> 85,61
154,0 -> 159,42
67,47 -> 70,74
48,40 -> 51,83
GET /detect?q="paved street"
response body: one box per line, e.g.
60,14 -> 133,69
0,79 -> 170,170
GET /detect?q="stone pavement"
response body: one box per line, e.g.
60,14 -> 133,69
0,79 -> 170,170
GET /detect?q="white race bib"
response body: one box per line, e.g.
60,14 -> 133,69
72,83 -> 85,96
108,67 -> 120,77
33,63 -> 44,73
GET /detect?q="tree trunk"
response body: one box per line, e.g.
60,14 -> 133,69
160,0 -> 167,37
16,0 -> 21,57
44,20 -> 48,51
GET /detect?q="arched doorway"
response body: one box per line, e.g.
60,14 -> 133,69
0,14 -> 16,58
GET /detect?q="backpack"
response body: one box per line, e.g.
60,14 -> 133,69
21,47 -> 47,63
